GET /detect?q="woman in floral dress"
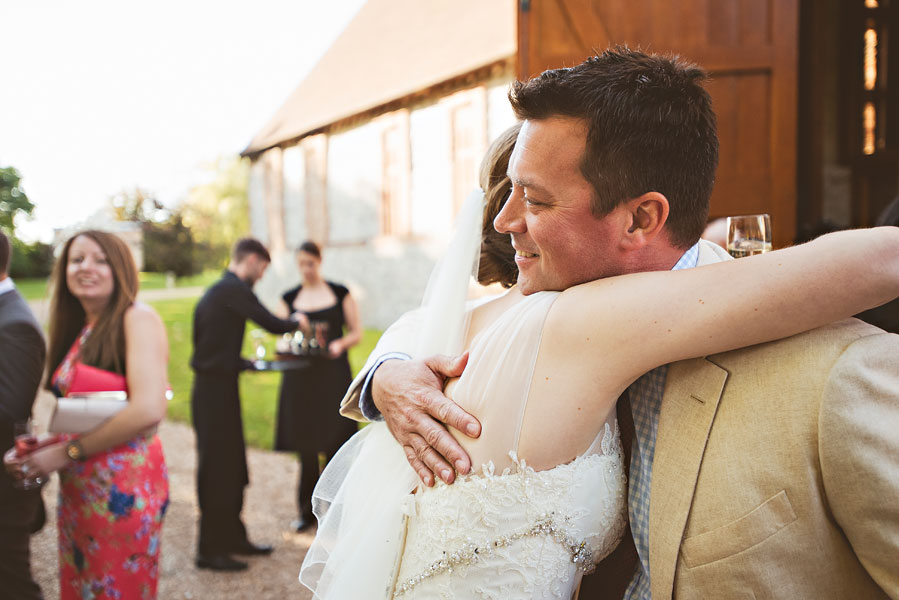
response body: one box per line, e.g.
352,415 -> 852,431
21,230 -> 169,599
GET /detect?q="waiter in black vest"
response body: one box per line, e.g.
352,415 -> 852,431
191,238 -> 298,572
0,231 -> 46,599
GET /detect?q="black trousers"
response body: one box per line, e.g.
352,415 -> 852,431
191,371 -> 250,556
0,493 -> 44,600
296,433 -> 349,522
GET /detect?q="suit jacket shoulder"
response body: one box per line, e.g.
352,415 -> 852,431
0,290 -> 45,423
0,289 -> 42,334
652,318 -> 897,599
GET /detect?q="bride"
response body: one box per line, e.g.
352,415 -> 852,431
298,119 -> 899,599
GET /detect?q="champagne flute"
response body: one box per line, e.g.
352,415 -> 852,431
726,214 -> 772,258
250,329 -> 267,360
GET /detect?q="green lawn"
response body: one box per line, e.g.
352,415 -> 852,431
15,270 -> 222,301
138,270 -> 220,290
150,295 -> 381,450
15,277 -> 52,301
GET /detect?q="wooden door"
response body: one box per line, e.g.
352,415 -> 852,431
519,0 -> 799,247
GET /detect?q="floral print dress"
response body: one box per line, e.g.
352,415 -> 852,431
52,326 -> 169,600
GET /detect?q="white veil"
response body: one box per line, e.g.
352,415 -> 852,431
299,190 -> 486,599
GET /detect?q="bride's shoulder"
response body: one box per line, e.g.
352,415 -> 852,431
465,287 -> 560,336
465,287 -> 511,310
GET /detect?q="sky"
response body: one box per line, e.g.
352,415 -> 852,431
0,0 -> 366,242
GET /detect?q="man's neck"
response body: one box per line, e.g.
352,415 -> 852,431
228,265 -> 253,287
0,275 -> 13,296
621,241 -> 695,274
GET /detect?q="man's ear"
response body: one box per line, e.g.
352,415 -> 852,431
622,192 -> 669,249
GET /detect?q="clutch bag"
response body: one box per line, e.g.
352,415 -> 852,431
48,391 -> 128,434
66,363 -> 128,395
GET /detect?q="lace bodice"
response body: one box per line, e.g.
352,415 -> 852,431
392,423 -> 626,599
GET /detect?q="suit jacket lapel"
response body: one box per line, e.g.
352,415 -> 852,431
649,357 -> 728,600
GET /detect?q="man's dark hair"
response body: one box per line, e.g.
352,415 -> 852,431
509,46 -> 719,248
0,230 -> 10,276
232,237 -> 271,263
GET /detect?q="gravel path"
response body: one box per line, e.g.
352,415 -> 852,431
29,389 -> 315,600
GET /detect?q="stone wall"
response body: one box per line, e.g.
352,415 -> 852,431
249,76 -> 516,330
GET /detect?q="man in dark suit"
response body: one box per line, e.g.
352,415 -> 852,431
0,231 -> 46,599
190,238 -> 299,571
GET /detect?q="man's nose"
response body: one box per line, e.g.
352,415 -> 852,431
494,190 -> 525,234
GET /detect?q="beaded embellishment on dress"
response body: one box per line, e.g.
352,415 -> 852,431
393,423 -> 627,600
394,512 -> 600,597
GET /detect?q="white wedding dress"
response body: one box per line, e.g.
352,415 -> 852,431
391,290 -> 627,599
300,194 -> 627,599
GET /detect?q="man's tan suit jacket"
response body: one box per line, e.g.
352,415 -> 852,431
340,241 -> 899,599
648,244 -> 899,599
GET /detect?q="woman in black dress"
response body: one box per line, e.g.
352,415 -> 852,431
275,241 -> 361,532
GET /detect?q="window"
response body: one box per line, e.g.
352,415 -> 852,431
859,0 -> 892,155
451,102 -> 479,213
443,87 -> 487,216
378,111 -> 411,236
303,134 -> 329,244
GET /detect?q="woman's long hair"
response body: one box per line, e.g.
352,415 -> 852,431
46,230 -> 139,384
477,122 -> 520,288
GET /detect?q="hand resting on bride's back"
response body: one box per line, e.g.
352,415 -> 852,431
372,353 -> 479,486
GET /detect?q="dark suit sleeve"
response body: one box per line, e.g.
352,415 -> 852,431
0,322 -> 45,425
230,286 -> 297,334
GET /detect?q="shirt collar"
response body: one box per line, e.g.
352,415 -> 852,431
671,242 -> 700,271
0,277 -> 15,296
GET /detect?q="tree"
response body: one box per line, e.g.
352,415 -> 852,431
0,166 -> 35,235
180,156 -> 250,267
9,237 -> 53,278
1,165 -> 49,278
142,211 -> 200,277
109,188 -> 203,277
110,187 -> 165,223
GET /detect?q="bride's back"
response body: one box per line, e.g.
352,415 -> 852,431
445,287 -> 619,473
394,287 -> 627,599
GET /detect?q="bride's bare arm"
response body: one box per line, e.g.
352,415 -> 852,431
546,226 -> 899,390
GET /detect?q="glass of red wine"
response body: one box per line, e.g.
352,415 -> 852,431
8,420 -> 48,489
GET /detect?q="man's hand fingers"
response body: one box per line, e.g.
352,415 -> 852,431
373,356 -> 476,479
425,352 -> 469,379
408,433 -> 456,484
422,352 -> 481,438
431,393 -> 481,442
403,445 -> 435,487
417,407 -> 473,474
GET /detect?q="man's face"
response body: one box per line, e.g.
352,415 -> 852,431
494,117 -> 628,294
